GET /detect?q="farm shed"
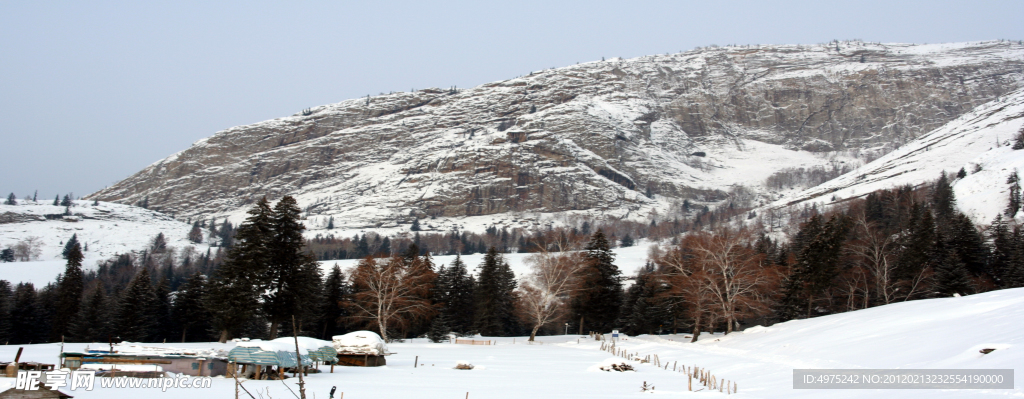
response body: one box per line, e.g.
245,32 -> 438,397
61,344 -> 229,377
227,337 -> 337,379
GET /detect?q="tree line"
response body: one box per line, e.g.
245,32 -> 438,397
3,171 -> 1023,345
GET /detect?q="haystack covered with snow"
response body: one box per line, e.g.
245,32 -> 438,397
332,331 -> 389,356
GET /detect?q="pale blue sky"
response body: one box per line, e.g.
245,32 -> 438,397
2,0 -> 1022,199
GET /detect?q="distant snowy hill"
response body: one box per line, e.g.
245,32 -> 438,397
87,41 -> 1024,232
769,87 -> 1024,224
0,200 -> 211,285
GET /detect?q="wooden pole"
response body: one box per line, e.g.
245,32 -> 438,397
414,356 -> 418,368
292,316 -> 307,399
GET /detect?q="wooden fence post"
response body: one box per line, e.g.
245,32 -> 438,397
414,356 -> 418,368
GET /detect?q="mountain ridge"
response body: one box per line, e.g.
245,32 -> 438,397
87,40 -> 1024,232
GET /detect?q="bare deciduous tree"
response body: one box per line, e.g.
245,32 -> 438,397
658,228 -> 780,340
516,250 -> 586,341
13,236 -> 44,261
346,255 -> 436,341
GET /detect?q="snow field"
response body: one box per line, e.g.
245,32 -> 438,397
1,287 -> 1020,398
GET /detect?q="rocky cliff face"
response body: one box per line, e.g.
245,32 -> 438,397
88,41 -> 1024,230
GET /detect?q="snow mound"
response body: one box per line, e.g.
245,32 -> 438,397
587,358 -> 638,372
333,331 -> 388,355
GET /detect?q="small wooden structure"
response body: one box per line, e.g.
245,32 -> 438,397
332,331 -> 391,367
335,354 -> 386,367
0,386 -> 73,398
60,352 -> 227,377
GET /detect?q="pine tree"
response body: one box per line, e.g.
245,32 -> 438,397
188,223 -> 203,244
218,220 -> 235,248
474,247 -> 517,336
438,255 -> 476,334
946,213 -> 988,278
931,232 -> 975,297
319,264 -> 351,339
380,236 -> 392,256
411,219 -> 421,231
264,195 -> 323,339
61,194 -> 72,207
151,280 -> 175,343
356,234 -> 370,258
1007,172 -> 1021,217
150,233 -> 168,253
931,172 -> 957,225
0,280 -> 13,344
61,234 -> 80,259
621,266 -> 669,335
115,267 -> 159,342
778,214 -> 851,320
956,167 -> 967,179
1013,128 -> 1024,150
620,234 -> 635,247
426,314 -> 451,342
205,197 -> 273,342
988,215 -> 1016,288
53,195 -> 60,206
4,193 -> 16,205
207,217 -> 218,239
0,249 -> 13,262
69,285 -> 109,342
570,230 -> 623,334
9,283 -> 42,344
171,273 -> 209,341
895,203 -> 936,284
326,216 -> 335,230
52,242 -> 84,341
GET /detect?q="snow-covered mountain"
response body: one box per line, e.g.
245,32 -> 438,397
86,41 -> 1024,232
0,200 -> 212,284
769,87 -> 1024,224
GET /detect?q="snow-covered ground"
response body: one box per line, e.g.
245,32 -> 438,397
0,196 -> 657,285
0,200 -> 212,285
317,240 -> 657,282
1,287 -> 1020,398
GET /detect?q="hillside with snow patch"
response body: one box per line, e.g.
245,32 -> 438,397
0,200 -> 211,285
769,87 -> 1024,224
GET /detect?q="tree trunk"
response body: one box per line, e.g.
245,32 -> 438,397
269,320 -> 279,340
529,325 -> 540,341
219,329 -> 229,344
725,315 -> 733,335
690,313 -> 702,343
181,327 -> 188,343
578,316 -> 585,335
379,318 -> 388,342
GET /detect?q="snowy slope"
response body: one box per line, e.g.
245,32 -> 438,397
0,200 -> 211,285
770,88 -> 1024,224
88,41 -> 1024,233
1,287 -> 1020,398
